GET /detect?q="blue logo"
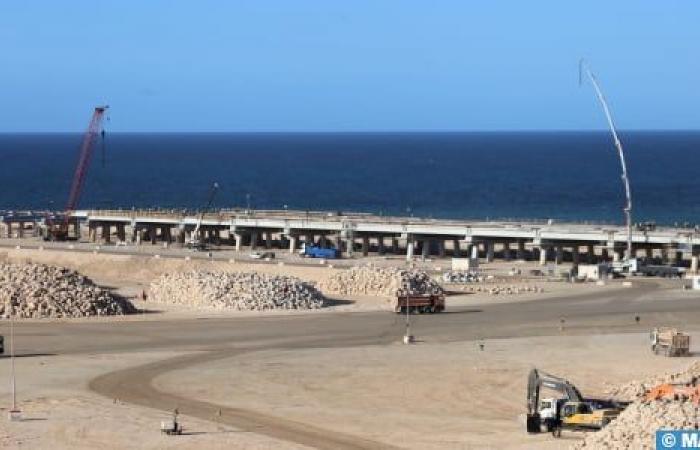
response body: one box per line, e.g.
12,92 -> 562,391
657,430 -> 700,449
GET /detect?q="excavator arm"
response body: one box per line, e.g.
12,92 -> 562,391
527,368 -> 584,433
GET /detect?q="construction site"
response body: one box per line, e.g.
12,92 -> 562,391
0,105 -> 698,450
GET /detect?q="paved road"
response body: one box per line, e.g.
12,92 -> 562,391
6,279 -> 700,449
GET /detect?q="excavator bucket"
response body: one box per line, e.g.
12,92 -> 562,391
526,414 -> 541,433
645,383 -> 700,405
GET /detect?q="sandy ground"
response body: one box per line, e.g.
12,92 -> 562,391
0,351 -> 310,450
0,245 -> 694,449
155,334 -> 697,450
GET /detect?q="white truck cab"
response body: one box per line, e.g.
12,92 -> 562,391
538,398 -> 559,431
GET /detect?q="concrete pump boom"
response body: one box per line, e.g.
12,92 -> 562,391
579,60 -> 633,261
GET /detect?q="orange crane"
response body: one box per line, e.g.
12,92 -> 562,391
43,106 -> 109,241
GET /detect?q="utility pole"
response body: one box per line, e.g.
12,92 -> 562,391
403,293 -> 414,344
8,309 -> 20,421
579,60 -> 633,262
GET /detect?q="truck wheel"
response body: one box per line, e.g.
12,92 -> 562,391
552,427 -> 562,438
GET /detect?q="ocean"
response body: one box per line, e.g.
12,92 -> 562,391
0,131 -> 698,225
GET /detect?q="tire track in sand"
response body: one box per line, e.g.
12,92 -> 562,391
89,337 -> 401,450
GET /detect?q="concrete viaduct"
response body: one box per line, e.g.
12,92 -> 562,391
33,209 -> 698,267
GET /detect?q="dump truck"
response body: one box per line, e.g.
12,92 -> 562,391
527,368 -> 625,437
394,294 -> 445,314
650,327 -> 690,357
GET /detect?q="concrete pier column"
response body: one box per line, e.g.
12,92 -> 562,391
504,242 -> 512,261
345,233 -> 355,257
587,245 -> 595,263
673,250 -> 682,266
377,235 -> 385,255
555,245 -> 563,264
288,235 -> 297,253
361,236 -> 370,256
437,240 -> 446,258
101,224 -> 111,243
18,222 -> 24,238
88,224 -> 97,242
539,246 -> 547,266
392,237 -> 400,254
691,255 -> 698,274
406,237 -> 415,261
613,251 -> 621,263
116,224 -> 126,242
265,232 -> 272,249
452,240 -> 461,258
661,247 -> 669,264
485,241 -> 495,263
572,246 -> 580,265
334,235 -> 342,251
250,231 -> 259,250
150,225 -> 157,245
421,239 -> 431,259
471,244 -> 479,260
232,233 -> 241,252
516,240 -> 526,261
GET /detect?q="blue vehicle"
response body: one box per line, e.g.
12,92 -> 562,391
303,245 -> 340,259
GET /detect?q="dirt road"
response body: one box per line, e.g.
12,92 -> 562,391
7,279 -> 699,449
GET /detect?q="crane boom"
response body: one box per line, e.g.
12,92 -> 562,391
65,106 -> 109,216
189,182 -> 219,249
579,60 -> 633,261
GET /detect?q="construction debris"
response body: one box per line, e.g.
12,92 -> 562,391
577,362 -> 700,449
318,265 -> 443,298
604,362 -> 700,402
441,270 -> 486,283
149,270 -> 325,311
462,284 -> 544,296
0,262 -> 136,318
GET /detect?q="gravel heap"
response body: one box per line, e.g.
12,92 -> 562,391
318,265 -> 443,298
575,362 -> 700,450
0,262 -> 136,318
149,270 -> 325,311
604,362 -> 700,402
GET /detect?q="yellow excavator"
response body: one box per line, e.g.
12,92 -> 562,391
526,368 -> 626,437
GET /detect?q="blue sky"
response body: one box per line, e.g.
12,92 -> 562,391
1,1 -> 698,132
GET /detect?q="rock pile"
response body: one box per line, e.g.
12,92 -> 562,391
0,262 -> 136,318
318,265 -> 443,298
604,362 -> 700,402
575,401 -> 699,449
576,362 -> 700,449
148,271 -> 325,311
